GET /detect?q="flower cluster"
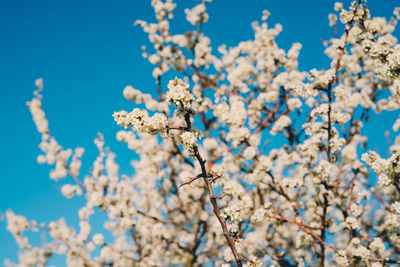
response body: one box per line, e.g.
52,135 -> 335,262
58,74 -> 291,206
165,77 -> 195,110
113,108 -> 169,137
27,79 -> 85,180
185,2 -> 208,25
180,131 -> 199,150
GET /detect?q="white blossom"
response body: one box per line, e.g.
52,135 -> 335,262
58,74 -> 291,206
180,131 -> 199,150
166,77 -> 194,109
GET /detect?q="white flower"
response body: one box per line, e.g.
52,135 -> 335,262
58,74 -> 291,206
93,233 -> 105,246
329,13 -> 338,27
222,204 -> 244,223
350,203 -> 362,217
35,78 -> 43,90
223,179 -> 244,197
334,2 -> 343,11
250,208 -> 266,224
89,191 -> 103,207
203,138 -> 218,150
166,77 -> 194,109
61,184 -> 82,199
271,115 -> 291,135
243,146 -> 256,159
185,3 -> 208,25
391,201 -> 400,215
245,255 -> 263,267
345,216 -> 359,229
369,238 -> 385,254
287,97 -> 302,111
377,173 -> 391,187
180,131 -> 199,150
113,109 -> 168,136
335,250 -> 348,267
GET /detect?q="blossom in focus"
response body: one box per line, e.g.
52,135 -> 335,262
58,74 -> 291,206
166,77 -> 195,109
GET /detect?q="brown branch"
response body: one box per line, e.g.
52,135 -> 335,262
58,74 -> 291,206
269,214 -> 337,252
180,111 -> 243,266
179,173 -> 205,188
156,62 -> 163,101
319,2 -> 363,265
167,125 -> 189,131
193,146 -> 243,266
67,171 -> 86,190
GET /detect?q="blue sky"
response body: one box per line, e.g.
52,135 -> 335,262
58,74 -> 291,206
0,0 -> 398,264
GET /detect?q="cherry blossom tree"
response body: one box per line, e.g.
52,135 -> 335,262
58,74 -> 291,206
5,0 -> 400,266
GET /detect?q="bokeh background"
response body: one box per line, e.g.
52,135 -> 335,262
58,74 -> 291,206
0,0 -> 398,264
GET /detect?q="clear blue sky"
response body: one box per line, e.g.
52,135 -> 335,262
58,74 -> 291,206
0,0 -> 398,264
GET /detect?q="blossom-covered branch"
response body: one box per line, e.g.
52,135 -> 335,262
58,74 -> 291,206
5,1 -> 400,266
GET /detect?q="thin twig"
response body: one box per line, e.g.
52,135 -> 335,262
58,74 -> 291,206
179,173 -> 205,188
